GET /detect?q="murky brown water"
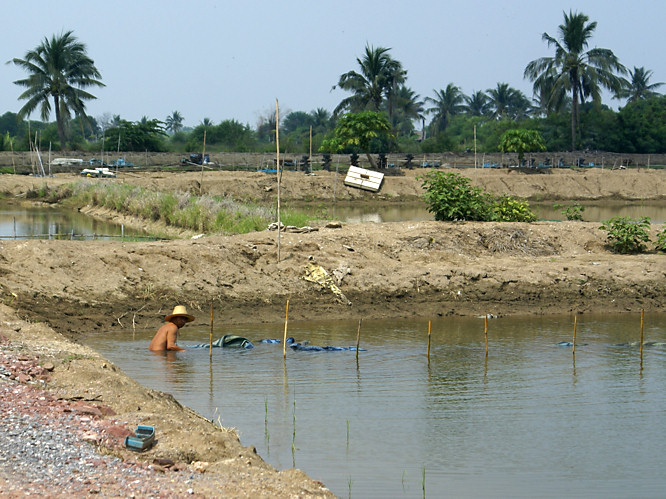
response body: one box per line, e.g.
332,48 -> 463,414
0,203 -> 147,239
84,313 -> 666,498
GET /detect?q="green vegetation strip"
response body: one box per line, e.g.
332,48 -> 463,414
35,181 -> 313,237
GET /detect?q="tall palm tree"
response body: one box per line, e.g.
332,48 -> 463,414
389,85 -> 424,137
10,30 -> 104,150
425,84 -> 466,134
524,10 -> 626,150
620,66 -> 664,103
333,44 -> 406,120
165,110 -> 184,133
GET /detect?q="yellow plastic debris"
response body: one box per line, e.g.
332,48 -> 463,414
302,263 -> 352,306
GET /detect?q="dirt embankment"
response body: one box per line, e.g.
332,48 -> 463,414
0,167 -> 665,336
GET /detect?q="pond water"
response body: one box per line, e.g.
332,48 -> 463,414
1,201 -> 664,237
324,201 -> 666,224
0,202 -> 148,240
83,313 -> 666,498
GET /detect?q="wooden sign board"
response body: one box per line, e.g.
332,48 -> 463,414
344,166 -> 384,192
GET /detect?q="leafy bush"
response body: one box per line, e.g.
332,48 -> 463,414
420,171 -> 492,221
599,216 -> 651,254
491,196 -> 537,222
420,171 -> 536,222
655,228 -> 666,252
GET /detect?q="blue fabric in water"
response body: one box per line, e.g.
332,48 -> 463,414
190,335 -> 254,349
258,337 -> 295,344
289,342 -> 367,352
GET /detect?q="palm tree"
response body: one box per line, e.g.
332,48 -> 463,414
10,30 -> 104,150
619,67 -> 664,103
389,86 -> 424,137
425,84 -> 466,134
524,10 -> 626,150
333,44 -> 406,119
310,108 -> 333,135
486,83 -> 531,120
165,110 -> 184,133
465,90 -> 490,117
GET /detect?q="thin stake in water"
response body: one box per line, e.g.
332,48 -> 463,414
426,320 -> 431,361
209,304 -> 214,358
641,309 -> 645,357
572,315 -> 577,355
484,315 -> 488,357
355,319 -> 362,360
283,299 -> 289,358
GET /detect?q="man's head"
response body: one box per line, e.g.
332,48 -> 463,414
165,305 -> 195,325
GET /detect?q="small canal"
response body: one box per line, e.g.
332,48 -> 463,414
1,200 -> 665,238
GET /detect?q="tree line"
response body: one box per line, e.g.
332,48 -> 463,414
1,11 -> 664,157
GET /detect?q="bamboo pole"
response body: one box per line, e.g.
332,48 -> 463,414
426,320 -> 431,361
282,299 -> 289,358
276,99 -> 281,263
641,309 -> 645,357
355,319 -> 362,361
572,315 -> 577,355
484,315 -> 488,357
209,303 -> 214,358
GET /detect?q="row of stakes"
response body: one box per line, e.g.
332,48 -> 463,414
207,302 -> 649,361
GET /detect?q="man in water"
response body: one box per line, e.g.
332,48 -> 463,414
148,305 -> 195,352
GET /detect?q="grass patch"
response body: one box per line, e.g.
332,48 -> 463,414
35,180 -> 318,236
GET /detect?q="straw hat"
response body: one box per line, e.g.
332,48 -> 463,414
165,305 -> 195,323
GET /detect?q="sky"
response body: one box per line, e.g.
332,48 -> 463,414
1,0 -> 664,129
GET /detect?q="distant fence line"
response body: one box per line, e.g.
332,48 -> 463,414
1,151 -> 665,174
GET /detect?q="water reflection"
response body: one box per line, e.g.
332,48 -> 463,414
320,201 -> 666,223
148,350 -> 193,387
83,313 -> 666,498
0,201 -> 146,239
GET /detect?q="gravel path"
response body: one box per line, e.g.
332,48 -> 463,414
0,348 -> 207,497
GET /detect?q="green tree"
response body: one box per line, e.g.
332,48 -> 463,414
390,86 -> 424,137
618,66 -> 664,103
165,111 -> 184,133
487,83 -> 532,120
465,91 -> 490,117
334,44 -> 406,121
498,129 -> 546,163
524,10 -> 626,151
615,95 -> 666,153
319,111 -> 393,168
9,30 -> 104,150
105,119 -> 166,152
425,84 -> 467,134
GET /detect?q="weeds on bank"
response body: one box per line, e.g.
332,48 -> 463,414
554,202 -> 585,221
30,181 -> 315,236
599,216 -> 651,253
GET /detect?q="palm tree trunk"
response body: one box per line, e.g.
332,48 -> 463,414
53,95 -> 67,151
570,86 -> 578,151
